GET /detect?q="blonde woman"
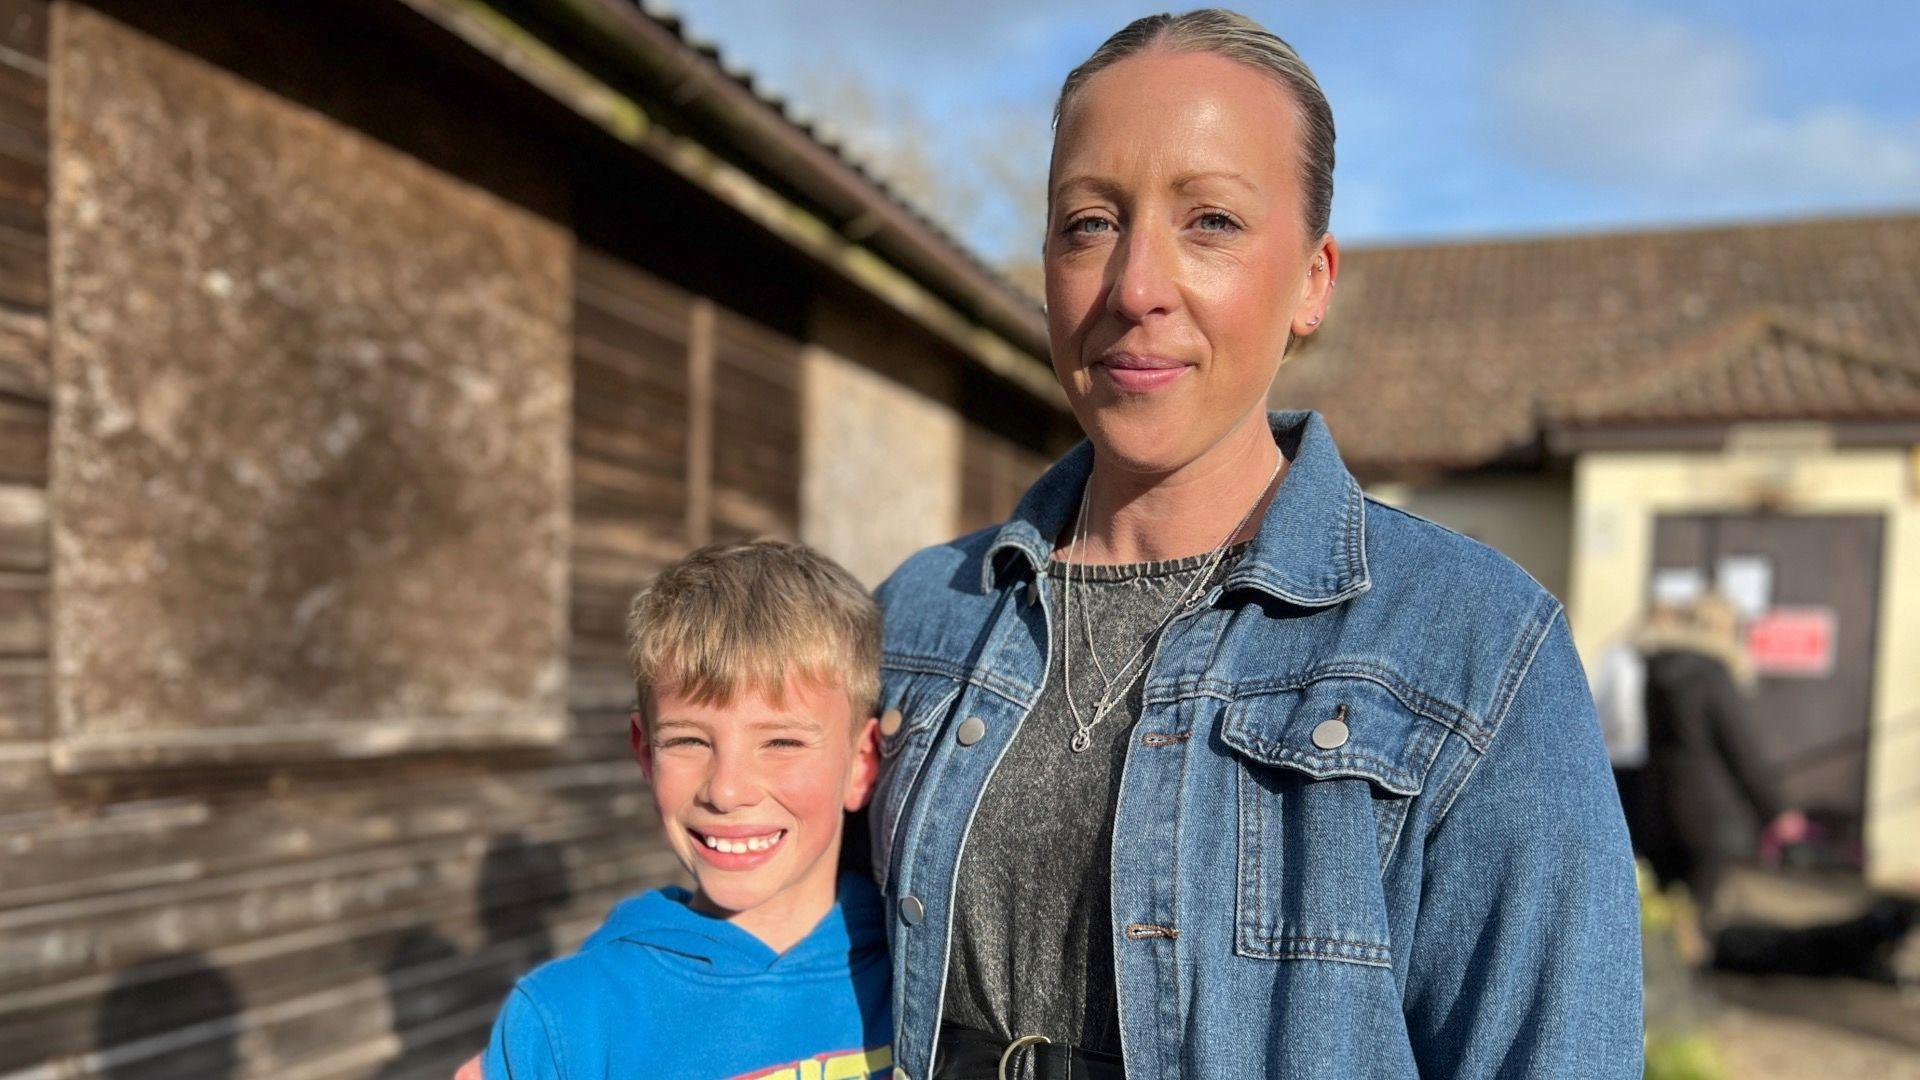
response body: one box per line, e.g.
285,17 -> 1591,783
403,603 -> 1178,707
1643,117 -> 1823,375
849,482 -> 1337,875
870,11 -> 1641,1078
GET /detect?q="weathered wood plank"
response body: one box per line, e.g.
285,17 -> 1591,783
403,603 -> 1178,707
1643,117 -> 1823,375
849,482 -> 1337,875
0,309 -> 44,402
0,758 -> 648,916
0,397 -> 43,483
686,297 -> 715,547
0,483 -> 43,571
571,415 -> 686,480
0,813 -> 649,990
0,571 -> 40,657
0,739 -> 48,812
572,310 -> 688,388
0,216 -> 44,308
569,657 -> 635,713
0,655 -> 42,738
574,248 -> 694,332
0,1 -> 47,66
1,861 -> 670,1075
570,456 -> 687,523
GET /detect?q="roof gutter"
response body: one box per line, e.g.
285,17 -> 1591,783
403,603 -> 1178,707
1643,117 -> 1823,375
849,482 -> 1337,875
389,0 -> 1062,405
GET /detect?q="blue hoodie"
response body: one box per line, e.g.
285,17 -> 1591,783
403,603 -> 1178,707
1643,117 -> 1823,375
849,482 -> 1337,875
484,873 -> 892,1079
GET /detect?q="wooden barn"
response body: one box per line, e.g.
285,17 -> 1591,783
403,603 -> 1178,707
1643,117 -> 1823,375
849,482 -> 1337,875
0,1 -> 1070,1076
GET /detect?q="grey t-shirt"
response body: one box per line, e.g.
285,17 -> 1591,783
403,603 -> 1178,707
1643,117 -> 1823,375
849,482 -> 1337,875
942,543 -> 1248,1052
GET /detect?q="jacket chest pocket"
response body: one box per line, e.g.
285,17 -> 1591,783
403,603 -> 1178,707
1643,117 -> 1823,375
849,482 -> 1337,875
869,666 -> 963,890
1221,675 -> 1445,967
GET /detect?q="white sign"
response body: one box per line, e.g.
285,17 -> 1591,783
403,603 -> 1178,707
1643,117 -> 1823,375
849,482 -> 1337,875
1652,568 -> 1706,608
1716,555 -> 1773,621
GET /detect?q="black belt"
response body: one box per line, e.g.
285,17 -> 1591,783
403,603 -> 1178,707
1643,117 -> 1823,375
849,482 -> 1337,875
932,1024 -> 1127,1080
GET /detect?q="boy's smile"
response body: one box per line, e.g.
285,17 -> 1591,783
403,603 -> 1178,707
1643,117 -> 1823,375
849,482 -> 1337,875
634,673 -> 879,952
688,823 -> 786,864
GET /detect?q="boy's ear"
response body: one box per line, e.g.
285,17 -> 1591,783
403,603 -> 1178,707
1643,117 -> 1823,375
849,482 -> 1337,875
844,716 -> 880,812
629,710 -> 653,781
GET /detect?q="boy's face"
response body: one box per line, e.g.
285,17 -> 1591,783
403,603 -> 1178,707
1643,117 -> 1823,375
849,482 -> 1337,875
633,673 -> 879,944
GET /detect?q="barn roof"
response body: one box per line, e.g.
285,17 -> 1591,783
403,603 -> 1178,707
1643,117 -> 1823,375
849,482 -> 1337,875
1271,213 -> 1920,472
390,0 -> 1060,402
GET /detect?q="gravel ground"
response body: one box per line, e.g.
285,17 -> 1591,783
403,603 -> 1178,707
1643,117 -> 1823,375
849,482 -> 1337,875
1713,1002 -> 1920,1079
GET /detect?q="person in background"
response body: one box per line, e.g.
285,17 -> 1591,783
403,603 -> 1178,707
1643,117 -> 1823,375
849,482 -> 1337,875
1591,619 -> 1650,842
1637,593 -> 1800,904
1637,593 -> 1913,979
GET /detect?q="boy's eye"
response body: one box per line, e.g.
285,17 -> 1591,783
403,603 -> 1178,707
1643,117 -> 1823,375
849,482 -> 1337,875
765,738 -> 808,750
659,737 -> 708,750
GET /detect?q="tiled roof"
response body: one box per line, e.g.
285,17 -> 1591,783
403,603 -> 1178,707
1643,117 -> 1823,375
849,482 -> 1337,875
1557,312 -> 1920,426
1270,213 -> 1920,471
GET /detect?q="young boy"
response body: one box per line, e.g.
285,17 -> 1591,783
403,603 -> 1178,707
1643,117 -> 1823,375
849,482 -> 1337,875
480,540 -> 891,1079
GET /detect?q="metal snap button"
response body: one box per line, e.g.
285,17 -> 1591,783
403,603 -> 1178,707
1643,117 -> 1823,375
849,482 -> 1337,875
879,707 -> 904,737
956,716 -> 987,746
1312,717 -> 1350,750
1025,578 -> 1042,606
900,894 -> 925,925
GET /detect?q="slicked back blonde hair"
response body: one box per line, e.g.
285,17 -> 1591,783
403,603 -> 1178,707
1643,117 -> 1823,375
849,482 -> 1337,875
1053,8 -> 1336,244
627,540 -> 881,730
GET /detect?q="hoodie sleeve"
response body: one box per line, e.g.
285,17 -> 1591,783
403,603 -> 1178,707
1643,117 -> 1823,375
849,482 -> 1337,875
483,985 -> 566,1080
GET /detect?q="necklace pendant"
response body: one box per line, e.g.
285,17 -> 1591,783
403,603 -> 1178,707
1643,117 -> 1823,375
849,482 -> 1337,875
1070,728 -> 1093,753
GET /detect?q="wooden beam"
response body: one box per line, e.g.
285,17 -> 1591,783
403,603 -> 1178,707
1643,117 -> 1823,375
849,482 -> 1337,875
686,297 -> 714,548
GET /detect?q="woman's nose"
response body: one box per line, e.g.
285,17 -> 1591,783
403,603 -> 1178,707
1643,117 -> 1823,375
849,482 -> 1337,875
1107,223 -> 1180,321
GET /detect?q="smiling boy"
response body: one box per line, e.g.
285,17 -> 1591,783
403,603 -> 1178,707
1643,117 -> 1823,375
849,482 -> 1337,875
480,540 -> 892,1080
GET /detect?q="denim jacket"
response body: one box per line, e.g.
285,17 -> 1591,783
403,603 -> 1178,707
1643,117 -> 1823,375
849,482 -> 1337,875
871,412 -> 1642,1079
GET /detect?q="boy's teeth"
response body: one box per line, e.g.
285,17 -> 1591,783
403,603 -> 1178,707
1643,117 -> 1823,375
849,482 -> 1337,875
701,830 -> 782,854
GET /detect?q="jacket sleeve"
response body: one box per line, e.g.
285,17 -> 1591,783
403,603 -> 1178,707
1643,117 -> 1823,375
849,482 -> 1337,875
1704,664 -> 1785,821
483,985 -> 566,1080
1401,612 -> 1644,1079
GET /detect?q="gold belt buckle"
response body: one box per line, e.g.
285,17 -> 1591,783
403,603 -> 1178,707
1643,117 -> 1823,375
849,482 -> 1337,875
998,1033 -> 1051,1080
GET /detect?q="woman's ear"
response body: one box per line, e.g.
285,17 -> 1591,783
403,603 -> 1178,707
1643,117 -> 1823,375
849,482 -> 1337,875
1290,234 -> 1339,340
844,716 -> 881,812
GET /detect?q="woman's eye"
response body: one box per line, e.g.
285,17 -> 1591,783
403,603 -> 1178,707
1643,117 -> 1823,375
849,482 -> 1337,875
1065,216 -> 1114,237
1194,211 -> 1239,233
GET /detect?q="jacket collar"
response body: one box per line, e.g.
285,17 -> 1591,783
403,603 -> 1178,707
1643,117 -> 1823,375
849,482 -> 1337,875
981,410 -> 1370,607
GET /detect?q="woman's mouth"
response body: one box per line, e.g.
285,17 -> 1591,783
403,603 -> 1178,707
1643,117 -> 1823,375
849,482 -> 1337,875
1095,353 -> 1189,393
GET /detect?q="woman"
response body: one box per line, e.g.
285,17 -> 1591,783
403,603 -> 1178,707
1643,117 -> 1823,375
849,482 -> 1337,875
1637,593 -> 1790,902
871,10 -> 1641,1079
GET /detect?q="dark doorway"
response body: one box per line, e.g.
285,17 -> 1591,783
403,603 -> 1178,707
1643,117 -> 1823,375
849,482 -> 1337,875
1649,512 -> 1884,856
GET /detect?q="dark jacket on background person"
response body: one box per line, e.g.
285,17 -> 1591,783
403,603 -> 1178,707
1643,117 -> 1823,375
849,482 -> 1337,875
1640,648 -> 1783,897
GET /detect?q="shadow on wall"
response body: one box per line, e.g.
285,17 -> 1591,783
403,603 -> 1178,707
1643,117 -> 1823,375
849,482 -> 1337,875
96,951 -> 241,1080
477,831 -> 574,967
374,832 -> 576,1078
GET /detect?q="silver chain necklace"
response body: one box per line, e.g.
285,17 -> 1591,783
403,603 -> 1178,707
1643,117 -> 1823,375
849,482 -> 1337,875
1058,456 -> 1282,753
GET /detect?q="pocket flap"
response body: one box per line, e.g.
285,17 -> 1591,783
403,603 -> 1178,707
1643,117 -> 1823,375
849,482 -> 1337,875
1221,675 -> 1443,797
876,665 -> 963,752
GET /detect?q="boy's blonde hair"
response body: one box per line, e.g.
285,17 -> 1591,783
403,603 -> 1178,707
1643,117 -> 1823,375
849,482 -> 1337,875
627,540 -> 881,728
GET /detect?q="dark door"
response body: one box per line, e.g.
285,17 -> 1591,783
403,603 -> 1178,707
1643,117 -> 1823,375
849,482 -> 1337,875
1649,512 -> 1884,854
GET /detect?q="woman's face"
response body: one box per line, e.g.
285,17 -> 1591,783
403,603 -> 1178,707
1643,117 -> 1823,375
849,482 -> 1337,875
1045,49 -> 1333,475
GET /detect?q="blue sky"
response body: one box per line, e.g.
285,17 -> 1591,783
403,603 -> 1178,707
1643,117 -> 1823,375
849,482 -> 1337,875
657,1 -> 1920,262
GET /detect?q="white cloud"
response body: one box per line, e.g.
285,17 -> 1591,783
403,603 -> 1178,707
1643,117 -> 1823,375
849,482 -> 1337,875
1495,5 -> 1920,202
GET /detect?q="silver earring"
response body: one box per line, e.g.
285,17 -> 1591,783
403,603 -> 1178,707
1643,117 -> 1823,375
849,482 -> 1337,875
1308,315 -> 1322,326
